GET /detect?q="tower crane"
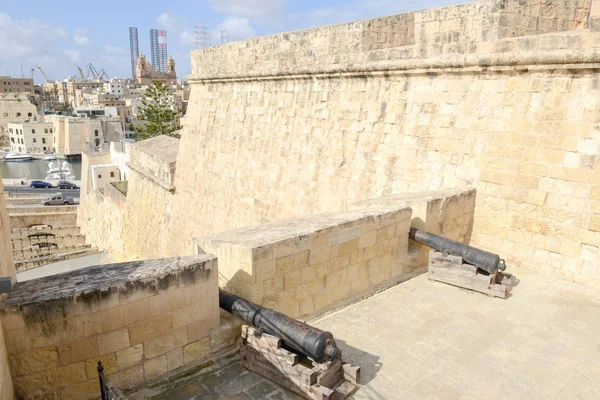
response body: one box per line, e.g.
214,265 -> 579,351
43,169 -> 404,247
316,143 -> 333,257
85,63 -> 100,79
97,69 -> 110,80
77,66 -> 85,80
36,66 -> 52,83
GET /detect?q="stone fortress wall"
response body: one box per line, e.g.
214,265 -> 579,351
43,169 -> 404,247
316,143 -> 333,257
0,94 -> 38,145
0,182 -> 16,400
152,0 -> 600,288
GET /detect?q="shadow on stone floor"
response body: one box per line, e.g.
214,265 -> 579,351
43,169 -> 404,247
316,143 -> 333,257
334,338 -> 382,387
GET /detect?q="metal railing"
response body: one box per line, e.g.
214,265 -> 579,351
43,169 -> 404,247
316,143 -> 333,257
97,361 -> 127,400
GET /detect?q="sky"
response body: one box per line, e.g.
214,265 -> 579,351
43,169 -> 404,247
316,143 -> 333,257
0,0 -> 465,84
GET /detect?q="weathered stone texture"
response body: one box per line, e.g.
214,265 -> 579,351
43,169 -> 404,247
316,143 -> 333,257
165,0 -> 600,288
0,181 -> 16,399
195,189 -> 474,317
0,256 -> 225,399
0,94 -> 38,145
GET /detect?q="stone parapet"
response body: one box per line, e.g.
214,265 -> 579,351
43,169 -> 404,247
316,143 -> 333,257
0,255 -> 222,399
195,189 -> 475,318
189,0 -> 594,81
127,135 -> 179,191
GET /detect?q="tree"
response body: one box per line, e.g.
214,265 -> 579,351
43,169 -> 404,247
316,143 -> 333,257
135,81 -> 182,140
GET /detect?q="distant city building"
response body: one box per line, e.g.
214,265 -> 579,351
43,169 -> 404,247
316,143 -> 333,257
150,29 -> 168,72
0,93 -> 38,145
7,121 -> 53,154
1,77 -> 34,94
129,27 -> 140,79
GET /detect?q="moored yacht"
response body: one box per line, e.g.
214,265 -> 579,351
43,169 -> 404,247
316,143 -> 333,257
3,153 -> 34,162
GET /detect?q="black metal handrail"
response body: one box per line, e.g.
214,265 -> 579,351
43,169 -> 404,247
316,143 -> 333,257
97,361 -> 127,400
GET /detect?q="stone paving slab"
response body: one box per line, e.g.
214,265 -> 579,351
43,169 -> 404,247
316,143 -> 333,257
311,268 -> 600,399
144,361 -> 303,400
139,268 -> 600,399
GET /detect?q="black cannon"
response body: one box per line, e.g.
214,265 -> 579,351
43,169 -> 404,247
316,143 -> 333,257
219,290 -> 340,363
409,227 -> 506,274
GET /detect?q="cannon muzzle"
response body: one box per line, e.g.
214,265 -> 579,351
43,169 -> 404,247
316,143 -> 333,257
409,227 -> 506,274
219,290 -> 340,363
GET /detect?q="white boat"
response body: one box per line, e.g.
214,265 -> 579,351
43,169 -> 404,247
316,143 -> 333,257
43,155 -> 57,161
3,153 -> 33,162
46,172 -> 76,180
47,161 -> 72,174
47,167 -> 71,174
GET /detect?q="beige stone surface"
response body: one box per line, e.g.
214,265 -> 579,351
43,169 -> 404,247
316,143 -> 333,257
196,189 -> 473,318
0,256 -> 223,399
311,269 -> 600,399
0,94 -> 37,145
165,0 -> 600,288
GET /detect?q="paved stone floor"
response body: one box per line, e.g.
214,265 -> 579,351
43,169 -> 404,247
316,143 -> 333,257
311,268 -> 600,399
139,268 -> 600,399
134,361 -> 303,400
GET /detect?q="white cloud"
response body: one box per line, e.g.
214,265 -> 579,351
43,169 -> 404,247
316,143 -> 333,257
206,0 -> 287,24
179,30 -> 195,47
104,45 -> 128,56
157,12 -> 178,30
62,49 -> 81,63
74,35 -> 91,46
0,13 -> 68,62
73,27 -> 92,46
217,17 -> 256,41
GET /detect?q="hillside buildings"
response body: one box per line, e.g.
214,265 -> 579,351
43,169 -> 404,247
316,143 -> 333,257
1,77 -> 34,94
0,94 -> 38,145
7,115 -> 124,157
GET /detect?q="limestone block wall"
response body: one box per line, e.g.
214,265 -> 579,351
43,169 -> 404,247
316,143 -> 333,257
0,256 -> 223,399
11,232 -> 85,251
170,0 -> 600,287
121,136 -> 179,260
0,183 -> 16,399
197,208 -> 411,318
9,212 -> 78,230
0,94 -> 38,145
78,150 -> 111,236
7,205 -> 78,215
195,189 -> 474,317
348,189 -> 477,268
80,184 -> 127,261
11,226 -> 82,241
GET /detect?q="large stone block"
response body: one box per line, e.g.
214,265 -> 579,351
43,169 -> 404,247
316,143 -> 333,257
116,344 -> 143,370
144,327 -> 188,359
98,328 -> 130,355
57,337 -> 98,366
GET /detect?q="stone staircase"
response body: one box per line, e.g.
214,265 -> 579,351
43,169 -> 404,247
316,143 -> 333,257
7,194 -> 98,272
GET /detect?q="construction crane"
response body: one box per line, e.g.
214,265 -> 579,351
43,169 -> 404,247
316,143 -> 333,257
21,65 -> 24,79
97,69 -> 109,80
36,66 -> 51,83
85,63 -> 100,79
77,66 -> 85,80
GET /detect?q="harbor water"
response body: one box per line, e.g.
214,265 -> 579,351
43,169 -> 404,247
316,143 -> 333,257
0,159 -> 82,180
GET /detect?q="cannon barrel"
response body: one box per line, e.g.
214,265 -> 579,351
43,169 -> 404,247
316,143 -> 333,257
219,290 -> 339,363
409,227 -> 506,273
